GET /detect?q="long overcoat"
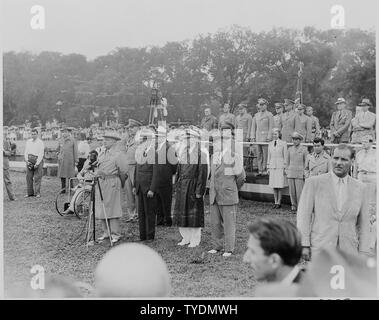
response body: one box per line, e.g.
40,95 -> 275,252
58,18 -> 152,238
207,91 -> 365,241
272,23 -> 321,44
173,151 -> 208,228
57,136 -> 78,178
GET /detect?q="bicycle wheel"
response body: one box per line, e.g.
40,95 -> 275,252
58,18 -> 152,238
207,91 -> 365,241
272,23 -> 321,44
73,188 -> 92,219
55,188 -> 74,216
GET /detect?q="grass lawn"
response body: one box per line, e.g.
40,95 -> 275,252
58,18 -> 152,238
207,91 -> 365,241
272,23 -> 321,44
3,171 -> 297,297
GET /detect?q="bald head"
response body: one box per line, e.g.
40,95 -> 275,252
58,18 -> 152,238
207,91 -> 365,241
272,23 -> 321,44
95,243 -> 171,297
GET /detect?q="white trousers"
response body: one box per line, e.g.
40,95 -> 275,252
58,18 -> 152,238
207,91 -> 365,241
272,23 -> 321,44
179,227 -> 201,246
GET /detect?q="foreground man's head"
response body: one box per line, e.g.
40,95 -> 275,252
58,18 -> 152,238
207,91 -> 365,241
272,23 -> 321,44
95,243 -> 171,297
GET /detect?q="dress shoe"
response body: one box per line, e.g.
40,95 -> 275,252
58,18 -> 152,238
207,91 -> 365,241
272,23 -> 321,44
208,249 -> 220,254
188,243 -> 199,248
144,239 -> 154,243
272,204 -> 278,209
291,206 -> 297,212
62,208 -> 74,215
178,240 -> 190,246
276,204 -> 282,209
222,252 -> 232,257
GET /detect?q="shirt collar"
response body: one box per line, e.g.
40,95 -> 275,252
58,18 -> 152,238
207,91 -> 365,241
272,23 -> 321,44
281,265 -> 301,286
331,171 -> 348,185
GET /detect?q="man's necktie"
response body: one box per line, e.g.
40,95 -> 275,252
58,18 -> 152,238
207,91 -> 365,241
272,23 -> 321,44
337,178 -> 344,211
274,140 -> 277,147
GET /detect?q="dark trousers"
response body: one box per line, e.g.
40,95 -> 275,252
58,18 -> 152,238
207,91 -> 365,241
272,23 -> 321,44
156,186 -> 173,226
4,167 -> 15,200
137,191 -> 157,240
77,158 -> 87,172
26,161 -> 43,196
61,177 -> 74,191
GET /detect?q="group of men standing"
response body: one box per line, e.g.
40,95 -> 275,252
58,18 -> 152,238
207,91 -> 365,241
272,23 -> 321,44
200,97 -> 376,175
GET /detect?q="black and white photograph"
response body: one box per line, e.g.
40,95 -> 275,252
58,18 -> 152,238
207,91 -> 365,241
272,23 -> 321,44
1,0 -> 377,301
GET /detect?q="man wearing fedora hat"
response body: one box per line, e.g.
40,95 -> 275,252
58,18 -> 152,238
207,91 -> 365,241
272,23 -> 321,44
123,119 -> 142,222
95,132 -> 128,243
250,98 -> 273,175
330,98 -> 352,144
281,99 -> 296,143
350,98 -> 376,143
200,106 -> 218,131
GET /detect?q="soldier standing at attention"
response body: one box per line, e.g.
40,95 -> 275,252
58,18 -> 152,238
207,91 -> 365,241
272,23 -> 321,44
273,103 -> 284,131
218,103 -> 236,130
294,104 -> 312,143
330,98 -> 352,143
306,106 -> 321,141
250,98 -> 273,176
281,99 -> 296,143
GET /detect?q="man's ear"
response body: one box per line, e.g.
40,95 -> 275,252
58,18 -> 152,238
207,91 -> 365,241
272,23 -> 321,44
269,253 -> 283,269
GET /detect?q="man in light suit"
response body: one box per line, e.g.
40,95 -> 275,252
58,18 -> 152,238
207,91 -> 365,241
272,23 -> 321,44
208,122 -> 246,257
330,98 -> 352,143
350,98 -> 376,143
304,137 -> 331,178
297,144 -> 371,261
250,98 -> 274,175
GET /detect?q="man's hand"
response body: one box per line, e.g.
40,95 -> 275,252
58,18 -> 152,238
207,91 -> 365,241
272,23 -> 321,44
34,164 -> 39,169
195,194 -> 202,199
302,247 -> 311,261
132,187 -> 136,195
147,190 -> 154,198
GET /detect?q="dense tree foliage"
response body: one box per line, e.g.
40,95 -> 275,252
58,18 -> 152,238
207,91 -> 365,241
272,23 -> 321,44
3,26 -> 375,127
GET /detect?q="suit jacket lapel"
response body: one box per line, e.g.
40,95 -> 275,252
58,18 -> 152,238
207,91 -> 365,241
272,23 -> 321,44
340,176 -> 355,219
327,173 -> 338,213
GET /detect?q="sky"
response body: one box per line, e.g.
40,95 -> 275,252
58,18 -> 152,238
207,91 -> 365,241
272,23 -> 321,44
1,0 -> 376,60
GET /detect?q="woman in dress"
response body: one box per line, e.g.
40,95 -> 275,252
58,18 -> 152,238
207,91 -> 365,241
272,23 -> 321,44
267,128 -> 288,209
173,129 -> 208,248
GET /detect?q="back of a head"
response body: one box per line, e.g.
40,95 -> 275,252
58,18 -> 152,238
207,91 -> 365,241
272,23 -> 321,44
248,218 -> 302,267
95,243 -> 171,297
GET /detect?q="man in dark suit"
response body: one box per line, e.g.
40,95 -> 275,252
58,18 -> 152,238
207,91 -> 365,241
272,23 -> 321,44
154,128 -> 177,226
134,129 -> 159,241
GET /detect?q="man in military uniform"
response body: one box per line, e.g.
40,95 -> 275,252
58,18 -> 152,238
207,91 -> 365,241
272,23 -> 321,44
281,99 -> 296,143
304,137 -> 331,178
218,103 -> 236,130
294,104 -> 312,143
250,98 -> 273,175
3,131 -> 17,201
124,119 -> 142,222
273,103 -> 284,131
200,106 -> 218,131
235,103 -> 253,142
330,98 -> 352,143
306,106 -> 321,141
351,98 -> 376,143
95,132 -> 128,243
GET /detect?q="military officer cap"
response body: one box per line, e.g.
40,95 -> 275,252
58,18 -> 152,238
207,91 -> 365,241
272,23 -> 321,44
258,98 -> 268,105
274,103 -> 284,109
334,97 -> 346,105
103,132 -> 121,141
358,98 -> 372,107
297,104 -> 306,110
291,132 -> 304,140
306,106 -> 313,111
220,120 -> 235,130
126,119 -> 142,128
284,99 -> 295,105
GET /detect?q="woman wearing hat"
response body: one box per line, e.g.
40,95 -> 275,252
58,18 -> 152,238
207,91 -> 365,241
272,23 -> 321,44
267,128 -> 288,209
285,132 -> 308,212
173,129 -> 208,248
